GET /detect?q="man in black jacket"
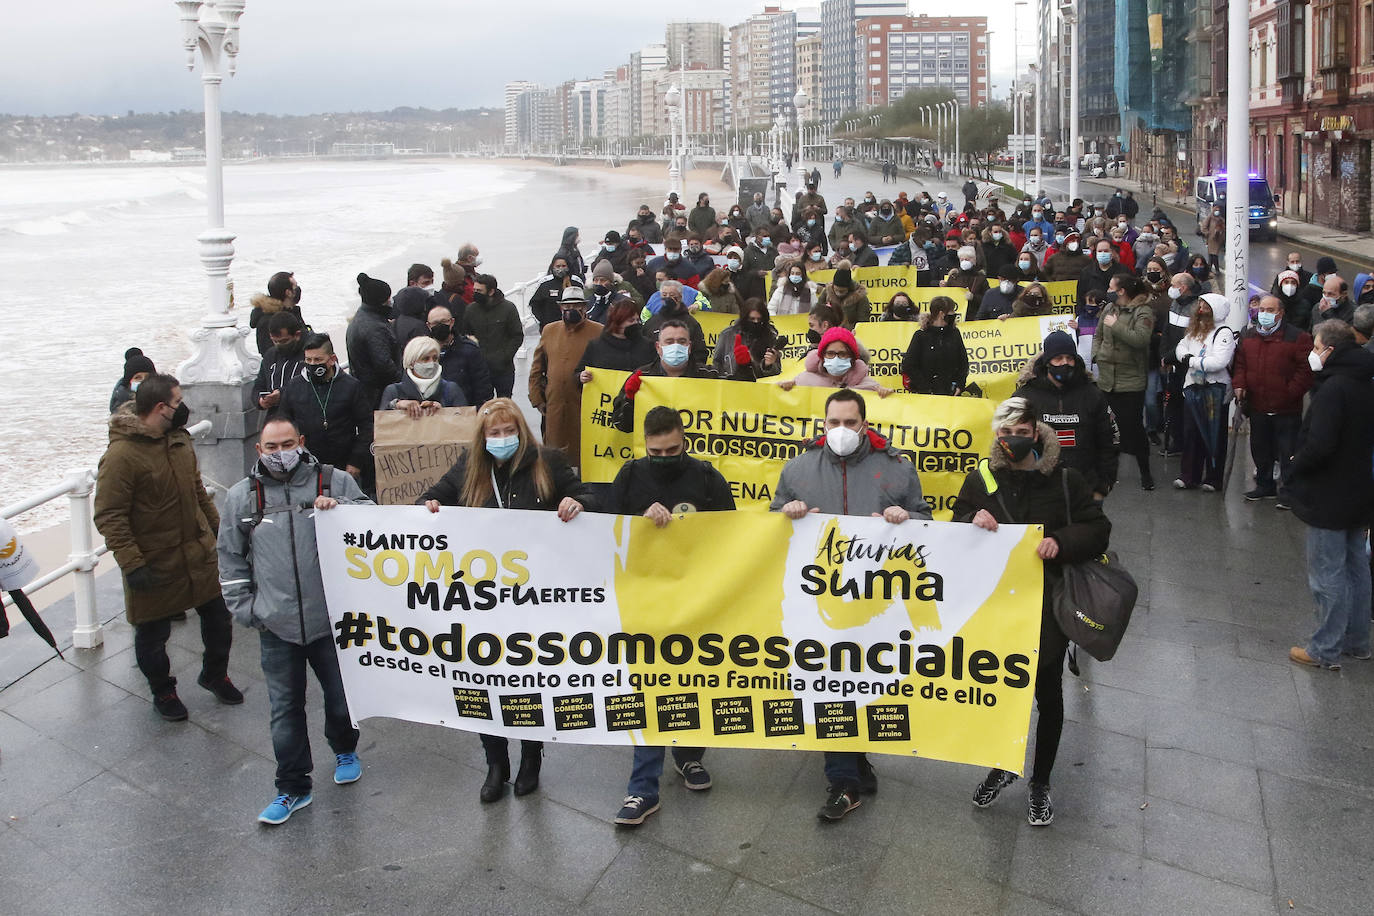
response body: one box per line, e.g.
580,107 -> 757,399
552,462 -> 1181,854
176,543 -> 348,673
1285,321 -> 1374,671
344,272 -> 400,412
279,333 -> 374,484
427,305 -> 494,406
1014,332 -> 1119,499
609,406 -> 735,827
253,311 -> 306,419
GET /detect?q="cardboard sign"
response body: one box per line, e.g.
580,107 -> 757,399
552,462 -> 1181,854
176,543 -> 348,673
372,407 -> 478,506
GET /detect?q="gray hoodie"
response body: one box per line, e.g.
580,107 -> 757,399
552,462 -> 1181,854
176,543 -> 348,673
218,456 -> 371,645
770,432 -> 934,518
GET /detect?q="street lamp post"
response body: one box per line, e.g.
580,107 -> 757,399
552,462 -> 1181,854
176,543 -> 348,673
665,84 -> 682,199
174,0 -> 256,386
794,88 -> 809,190
1062,0 -> 1080,203
1225,0 -> 1249,328
1029,63 -> 1042,196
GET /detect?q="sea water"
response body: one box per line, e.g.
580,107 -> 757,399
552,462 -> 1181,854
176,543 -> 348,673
0,159 -> 533,530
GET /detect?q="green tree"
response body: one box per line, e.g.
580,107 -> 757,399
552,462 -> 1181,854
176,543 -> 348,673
958,103 -> 1013,179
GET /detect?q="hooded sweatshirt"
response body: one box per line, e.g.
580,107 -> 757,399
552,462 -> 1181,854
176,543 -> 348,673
1014,354 -> 1120,495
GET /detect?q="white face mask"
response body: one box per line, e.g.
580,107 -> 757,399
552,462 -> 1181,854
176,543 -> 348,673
411,361 -> 439,379
1308,349 -> 1325,372
826,425 -> 862,457
823,356 -> 853,377
1281,282 -> 1298,296
1000,281 -> 1014,294
261,447 -> 303,476
960,259 -> 974,271
1168,287 -> 1182,300
1068,243 -> 1079,252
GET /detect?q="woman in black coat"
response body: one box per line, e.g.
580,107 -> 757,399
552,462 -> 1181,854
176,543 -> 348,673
952,396 -> 1111,827
529,255 -> 585,329
900,296 -> 969,395
419,398 -> 592,803
576,298 -> 656,383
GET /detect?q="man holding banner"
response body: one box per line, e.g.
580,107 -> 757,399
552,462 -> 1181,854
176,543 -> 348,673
770,389 -> 933,821
608,406 -> 736,826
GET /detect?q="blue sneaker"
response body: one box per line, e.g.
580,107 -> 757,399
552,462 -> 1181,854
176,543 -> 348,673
334,752 -> 362,785
258,793 -> 312,825
614,795 -> 660,826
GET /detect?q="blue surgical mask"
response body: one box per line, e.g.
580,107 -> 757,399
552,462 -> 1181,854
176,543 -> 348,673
823,356 -> 852,377
1096,252 -> 1112,265
1257,311 -> 1277,328
485,435 -> 519,462
661,343 -> 690,367
789,274 -> 804,285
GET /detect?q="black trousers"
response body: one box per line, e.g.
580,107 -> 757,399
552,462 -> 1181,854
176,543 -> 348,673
1031,611 -> 1070,786
1249,411 -> 1300,495
490,366 -> 516,400
133,595 -> 232,697
480,734 -> 542,766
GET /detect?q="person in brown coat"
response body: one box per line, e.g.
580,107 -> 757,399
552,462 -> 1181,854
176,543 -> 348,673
1200,204 -> 1225,270
529,287 -> 603,464
94,374 -> 241,721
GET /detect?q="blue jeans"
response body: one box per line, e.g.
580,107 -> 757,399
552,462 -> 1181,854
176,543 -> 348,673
1144,368 -> 1163,433
626,745 -> 704,798
1305,526 -> 1373,666
260,630 -> 359,795
823,752 -> 860,790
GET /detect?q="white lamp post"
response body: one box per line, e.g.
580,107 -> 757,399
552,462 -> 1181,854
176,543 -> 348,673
1029,63 -> 1042,196
175,0 -> 257,385
1225,0 -> 1249,328
665,84 -> 682,199
1062,0 -> 1080,204
794,88 -> 809,190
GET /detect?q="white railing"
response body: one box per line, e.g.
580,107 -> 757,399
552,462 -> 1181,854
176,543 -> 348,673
1,418 -> 213,649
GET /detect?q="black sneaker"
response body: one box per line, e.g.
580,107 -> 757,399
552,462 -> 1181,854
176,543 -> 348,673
972,768 -> 1018,807
857,756 -> 878,795
818,786 -> 861,821
673,760 -> 712,791
1243,488 -> 1276,501
197,674 -> 244,705
153,691 -> 188,721
1066,645 -> 1081,677
1027,782 -> 1054,826
614,795 -> 660,826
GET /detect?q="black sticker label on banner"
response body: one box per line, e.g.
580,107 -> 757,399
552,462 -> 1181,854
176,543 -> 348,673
499,693 -> 544,728
762,698 -> 804,736
552,693 -> 596,731
712,696 -> 754,735
605,692 -> 647,731
814,701 -> 859,739
656,692 -> 701,731
453,688 -> 491,720
866,704 -> 910,741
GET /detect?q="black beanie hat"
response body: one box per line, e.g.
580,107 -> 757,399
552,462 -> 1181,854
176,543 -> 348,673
122,347 -> 156,385
357,273 -> 392,309
1316,256 -> 1338,275
1043,330 -> 1077,361
832,267 -> 853,289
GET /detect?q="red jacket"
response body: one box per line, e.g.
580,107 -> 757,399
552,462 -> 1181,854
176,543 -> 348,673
1231,323 -> 1314,415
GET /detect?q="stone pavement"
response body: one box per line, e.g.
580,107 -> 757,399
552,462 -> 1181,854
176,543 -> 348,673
4,425 -> 1371,915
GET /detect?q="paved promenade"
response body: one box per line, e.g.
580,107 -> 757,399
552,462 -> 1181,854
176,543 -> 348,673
2,434 -> 1368,915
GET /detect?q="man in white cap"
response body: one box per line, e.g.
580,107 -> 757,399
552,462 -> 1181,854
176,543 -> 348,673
933,192 -> 954,224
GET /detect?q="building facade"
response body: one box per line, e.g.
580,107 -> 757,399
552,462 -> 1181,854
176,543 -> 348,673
1079,0 -> 1121,155
855,14 -> 989,108
729,7 -> 783,130
504,81 -> 538,148
666,21 -> 726,70
820,0 -> 911,123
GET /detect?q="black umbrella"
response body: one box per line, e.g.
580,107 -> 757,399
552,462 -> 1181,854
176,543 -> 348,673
2,589 -> 63,659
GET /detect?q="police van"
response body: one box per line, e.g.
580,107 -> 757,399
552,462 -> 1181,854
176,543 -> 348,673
1195,173 -> 1279,242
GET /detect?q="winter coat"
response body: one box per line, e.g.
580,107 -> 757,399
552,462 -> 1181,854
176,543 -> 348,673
421,445 -> 592,512
607,455 -> 735,516
847,244 -> 880,268
1092,295 -> 1155,393
1310,295 -> 1356,326
1284,343 -> 1374,529
770,430 -> 933,518
743,241 -> 779,282
682,249 -> 716,282
1043,249 -> 1090,282
886,239 -> 931,272
591,242 -> 631,277
463,291 -> 524,377
380,374 -> 466,409
866,213 -> 906,246
610,359 -> 718,432
278,370 -> 374,471
109,379 -> 135,415
983,238 -> 1019,278
901,323 -> 968,395
627,214 -> 663,245
94,403 -> 221,625
530,318 -> 604,459
825,285 -> 873,328
1161,293 -> 1199,369
976,286 -> 1019,320
746,203 -> 772,231
698,280 -> 742,315
1077,261 -> 1130,308
951,427 -> 1111,607
786,350 -> 881,391
1176,302 -> 1238,389
530,274 -> 586,329
688,205 -> 717,235
1201,213 -> 1225,255
554,227 -> 587,278
942,268 -> 989,321
217,458 -> 371,645
713,321 -> 784,381
345,303 -> 401,408
577,329 -> 657,375
438,336 -> 494,406
647,255 -> 704,286
1231,323 -> 1313,415
769,280 -> 817,316
249,294 -> 300,357
1014,355 -> 1120,496
252,345 -> 306,418
828,217 -> 858,250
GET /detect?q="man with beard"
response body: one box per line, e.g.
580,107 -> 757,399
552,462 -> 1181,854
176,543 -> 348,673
609,406 -> 735,826
254,311 -> 307,419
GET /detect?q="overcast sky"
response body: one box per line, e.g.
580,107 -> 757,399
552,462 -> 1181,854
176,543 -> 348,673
1,1 -> 1028,116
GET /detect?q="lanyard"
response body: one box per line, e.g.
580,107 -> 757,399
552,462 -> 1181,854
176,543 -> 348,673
490,468 -> 505,509
310,376 -> 335,429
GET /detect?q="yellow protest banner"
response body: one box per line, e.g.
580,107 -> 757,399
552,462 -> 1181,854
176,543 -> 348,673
630,376 -> 994,519
579,368 -> 635,482
1041,280 -> 1078,315
805,265 -> 923,296
318,506 -> 1044,771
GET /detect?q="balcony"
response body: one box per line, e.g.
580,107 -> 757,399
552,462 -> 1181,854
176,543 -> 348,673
1318,66 -> 1351,102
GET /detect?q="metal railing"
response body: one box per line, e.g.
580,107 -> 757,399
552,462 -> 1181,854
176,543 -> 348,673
1,418 -> 213,649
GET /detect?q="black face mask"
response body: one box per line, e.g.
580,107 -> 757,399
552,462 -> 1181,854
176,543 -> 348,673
562,309 -> 585,326
553,267 -> 569,279
473,292 -> 490,306
892,306 -> 916,320
1048,363 -> 1076,385
292,286 -> 303,303
806,328 -> 822,345
1145,271 -> 1163,284
623,323 -> 643,339
169,402 -> 191,429
429,324 -> 453,342
275,337 -> 303,355
308,363 -> 332,384
1360,289 -> 1374,305
997,435 -> 1037,463
662,297 -> 683,313
649,453 -> 687,476
1190,267 -> 1208,278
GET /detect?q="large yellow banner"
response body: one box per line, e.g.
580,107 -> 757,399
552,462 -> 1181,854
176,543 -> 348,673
611,377 -> 994,519
579,368 -> 636,473
318,506 -> 1044,770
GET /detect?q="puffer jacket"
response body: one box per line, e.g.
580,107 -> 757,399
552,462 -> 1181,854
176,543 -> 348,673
94,403 -> 221,625
249,294 -> 300,357
825,284 -> 873,327
1092,294 -> 1155,392
786,350 -> 882,391
1231,322 -> 1313,415
1284,343 -> 1374,529
217,457 -> 370,645
345,303 -> 401,407
463,290 -> 524,376
900,323 -> 968,395
1175,297 -> 1237,388
1014,353 -> 1120,496
770,430 -> 934,518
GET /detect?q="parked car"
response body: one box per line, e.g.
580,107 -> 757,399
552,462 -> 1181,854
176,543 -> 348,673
1195,173 -> 1279,242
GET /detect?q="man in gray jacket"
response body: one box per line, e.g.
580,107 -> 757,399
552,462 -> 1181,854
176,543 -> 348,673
218,416 -> 373,826
770,388 -> 933,822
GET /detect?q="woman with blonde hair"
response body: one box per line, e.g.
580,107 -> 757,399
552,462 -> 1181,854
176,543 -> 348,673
420,398 -> 591,802
379,336 -> 466,415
